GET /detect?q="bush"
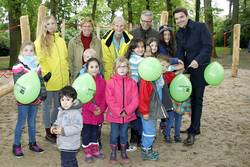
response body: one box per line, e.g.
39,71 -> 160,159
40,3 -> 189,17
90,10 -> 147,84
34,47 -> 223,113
0,31 -> 9,56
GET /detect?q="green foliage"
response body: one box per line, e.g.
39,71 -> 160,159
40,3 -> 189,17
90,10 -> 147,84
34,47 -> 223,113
64,27 -> 78,44
0,31 -> 9,56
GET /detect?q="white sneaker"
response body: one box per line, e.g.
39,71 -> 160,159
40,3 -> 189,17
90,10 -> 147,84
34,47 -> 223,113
126,145 -> 137,152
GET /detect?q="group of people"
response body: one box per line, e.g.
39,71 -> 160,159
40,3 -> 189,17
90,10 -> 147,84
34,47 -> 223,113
11,7 -> 212,167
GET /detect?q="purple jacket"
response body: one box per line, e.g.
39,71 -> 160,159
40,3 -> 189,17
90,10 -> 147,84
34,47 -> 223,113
105,74 -> 139,124
82,74 -> 107,125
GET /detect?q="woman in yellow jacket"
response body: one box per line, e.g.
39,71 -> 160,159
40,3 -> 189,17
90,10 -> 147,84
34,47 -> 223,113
101,16 -> 133,80
35,15 -> 69,143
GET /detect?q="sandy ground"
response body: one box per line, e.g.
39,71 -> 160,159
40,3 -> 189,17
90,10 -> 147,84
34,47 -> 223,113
0,68 -> 250,167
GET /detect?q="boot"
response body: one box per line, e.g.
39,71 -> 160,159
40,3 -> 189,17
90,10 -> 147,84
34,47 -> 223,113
12,144 -> 24,158
141,147 -> 159,161
91,144 -> 104,159
45,128 -> 56,143
29,142 -> 44,153
120,144 -> 129,164
110,144 -> 117,164
83,146 -> 93,163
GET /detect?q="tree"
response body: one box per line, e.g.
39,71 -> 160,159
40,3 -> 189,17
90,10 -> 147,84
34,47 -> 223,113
92,0 -> 97,20
195,0 -> 200,21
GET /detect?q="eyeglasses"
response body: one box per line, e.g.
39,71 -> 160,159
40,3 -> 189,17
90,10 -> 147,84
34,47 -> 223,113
141,19 -> 152,23
118,65 -> 128,69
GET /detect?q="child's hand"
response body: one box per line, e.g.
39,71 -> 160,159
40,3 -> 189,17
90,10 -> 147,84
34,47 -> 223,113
143,114 -> 149,120
120,109 -> 127,117
54,127 -> 62,135
94,107 -> 101,116
50,127 -> 56,134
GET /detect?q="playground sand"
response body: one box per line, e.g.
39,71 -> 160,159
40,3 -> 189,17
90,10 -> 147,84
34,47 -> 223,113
0,68 -> 250,167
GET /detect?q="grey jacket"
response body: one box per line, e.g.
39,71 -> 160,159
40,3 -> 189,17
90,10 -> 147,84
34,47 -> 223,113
53,102 -> 83,151
130,26 -> 159,42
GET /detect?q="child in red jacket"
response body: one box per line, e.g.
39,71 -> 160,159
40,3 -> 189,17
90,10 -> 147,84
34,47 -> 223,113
105,57 -> 139,164
81,58 -> 107,163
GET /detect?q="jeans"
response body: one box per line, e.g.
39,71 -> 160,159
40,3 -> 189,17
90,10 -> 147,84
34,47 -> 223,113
14,105 -> 38,145
61,151 -> 78,167
165,111 -> 182,138
110,123 -> 128,145
42,91 -> 60,128
82,124 -> 98,146
141,118 -> 157,149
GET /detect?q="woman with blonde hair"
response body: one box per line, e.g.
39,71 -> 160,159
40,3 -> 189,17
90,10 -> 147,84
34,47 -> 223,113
101,16 -> 133,80
68,17 -> 102,82
35,15 -> 69,143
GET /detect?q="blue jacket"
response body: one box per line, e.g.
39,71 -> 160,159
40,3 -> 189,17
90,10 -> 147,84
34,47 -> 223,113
176,19 -> 212,87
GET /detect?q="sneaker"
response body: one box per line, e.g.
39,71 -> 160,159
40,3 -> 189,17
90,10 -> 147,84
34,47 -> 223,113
29,142 -> 44,153
165,136 -> 171,143
126,145 -> 137,152
13,145 -> 24,158
141,147 -> 159,161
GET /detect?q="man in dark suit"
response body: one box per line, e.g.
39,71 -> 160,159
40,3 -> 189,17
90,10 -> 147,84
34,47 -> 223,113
174,7 -> 212,146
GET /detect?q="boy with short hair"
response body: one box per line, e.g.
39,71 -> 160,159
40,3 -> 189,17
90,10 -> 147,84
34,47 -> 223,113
51,86 -> 82,167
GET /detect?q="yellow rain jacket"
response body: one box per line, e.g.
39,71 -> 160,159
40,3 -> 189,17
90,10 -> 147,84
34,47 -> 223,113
35,33 -> 69,91
101,30 -> 133,80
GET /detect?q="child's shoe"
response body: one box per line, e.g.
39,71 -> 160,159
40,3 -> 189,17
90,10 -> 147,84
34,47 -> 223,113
174,136 -> 182,143
91,144 -> 104,159
141,147 -> 159,161
29,142 -> 44,153
110,144 -> 117,164
165,136 -> 171,143
83,146 -> 94,163
12,144 -> 24,158
120,144 -> 129,164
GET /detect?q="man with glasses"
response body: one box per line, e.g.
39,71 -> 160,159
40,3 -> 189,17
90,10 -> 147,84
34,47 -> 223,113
131,10 -> 159,42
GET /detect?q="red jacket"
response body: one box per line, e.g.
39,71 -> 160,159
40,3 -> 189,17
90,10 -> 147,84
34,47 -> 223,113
105,74 -> 139,124
82,74 -> 107,125
139,72 -> 175,116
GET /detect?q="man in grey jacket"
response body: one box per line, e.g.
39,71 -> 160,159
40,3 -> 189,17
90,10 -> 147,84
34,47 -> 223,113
51,86 -> 82,167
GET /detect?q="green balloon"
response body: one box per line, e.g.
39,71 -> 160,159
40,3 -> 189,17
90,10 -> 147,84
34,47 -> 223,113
170,74 -> 192,102
138,57 -> 162,81
14,71 -> 41,104
204,61 -> 224,86
72,73 -> 96,103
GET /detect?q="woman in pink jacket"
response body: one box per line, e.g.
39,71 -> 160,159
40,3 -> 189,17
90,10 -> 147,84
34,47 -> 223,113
81,58 -> 107,163
105,57 -> 139,164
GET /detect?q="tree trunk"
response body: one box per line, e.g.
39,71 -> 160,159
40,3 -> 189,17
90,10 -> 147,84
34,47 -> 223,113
92,0 -> 97,21
195,0 -> 200,22
8,1 -> 22,68
204,0 -> 217,58
127,0 -> 133,25
146,0 -> 150,10
229,0 -> 232,18
165,0 -> 173,26
50,0 -> 58,19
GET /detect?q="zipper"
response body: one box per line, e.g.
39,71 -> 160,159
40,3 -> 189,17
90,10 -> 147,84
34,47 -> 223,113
122,77 -> 125,124
54,34 -> 64,88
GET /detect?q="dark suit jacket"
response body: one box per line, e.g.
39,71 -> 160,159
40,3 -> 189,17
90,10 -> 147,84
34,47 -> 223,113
176,19 -> 212,87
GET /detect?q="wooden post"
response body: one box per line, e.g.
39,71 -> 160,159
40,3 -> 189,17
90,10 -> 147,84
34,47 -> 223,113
36,5 -> 47,38
61,19 -> 65,39
20,15 -> 30,43
96,24 -> 100,40
160,11 -> 169,26
231,24 -> 241,77
0,83 -> 14,97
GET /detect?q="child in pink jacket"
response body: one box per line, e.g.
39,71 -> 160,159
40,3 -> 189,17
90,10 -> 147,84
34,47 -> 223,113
105,57 -> 139,164
81,58 -> 107,163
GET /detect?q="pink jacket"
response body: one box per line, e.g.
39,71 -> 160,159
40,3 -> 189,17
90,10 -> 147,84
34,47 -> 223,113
105,74 -> 139,124
82,74 -> 107,125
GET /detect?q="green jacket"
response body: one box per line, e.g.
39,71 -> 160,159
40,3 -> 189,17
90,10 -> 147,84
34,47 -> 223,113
101,30 -> 133,80
68,33 -> 102,82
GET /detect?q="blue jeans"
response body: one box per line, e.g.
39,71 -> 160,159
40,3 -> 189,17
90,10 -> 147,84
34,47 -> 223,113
61,151 -> 78,167
14,105 -> 38,145
165,111 -> 182,138
42,91 -> 60,128
110,123 -> 128,145
141,118 -> 157,149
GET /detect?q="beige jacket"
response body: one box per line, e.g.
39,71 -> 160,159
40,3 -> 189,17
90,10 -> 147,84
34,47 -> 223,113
68,33 -> 102,82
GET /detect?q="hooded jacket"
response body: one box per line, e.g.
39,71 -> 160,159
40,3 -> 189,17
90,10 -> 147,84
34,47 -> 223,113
81,74 -> 107,125
34,33 -> 69,91
105,74 -> 139,124
101,30 -> 133,80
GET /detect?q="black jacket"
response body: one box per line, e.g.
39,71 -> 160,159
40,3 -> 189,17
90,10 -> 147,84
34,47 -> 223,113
176,19 -> 212,87
131,26 -> 159,42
